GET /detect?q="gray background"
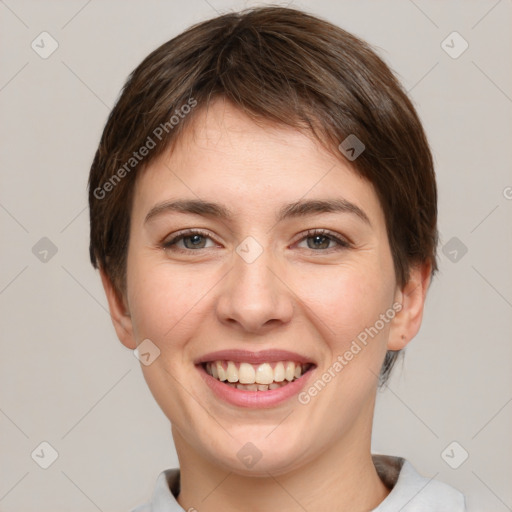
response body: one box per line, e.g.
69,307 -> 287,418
1,0 -> 511,511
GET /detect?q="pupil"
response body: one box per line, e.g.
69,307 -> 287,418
309,235 -> 328,249
185,234 -> 205,248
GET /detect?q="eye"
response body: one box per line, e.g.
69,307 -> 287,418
295,229 -> 350,251
161,228 -> 350,255
162,229 -> 217,252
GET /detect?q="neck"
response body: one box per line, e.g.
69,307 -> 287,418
173,416 -> 389,512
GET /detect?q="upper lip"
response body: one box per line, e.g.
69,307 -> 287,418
194,349 -> 315,365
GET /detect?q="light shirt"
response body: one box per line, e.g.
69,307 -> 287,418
132,454 -> 466,511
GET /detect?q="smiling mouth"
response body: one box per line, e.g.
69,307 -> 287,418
202,360 -> 315,391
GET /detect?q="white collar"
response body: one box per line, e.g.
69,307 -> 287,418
132,455 -> 466,512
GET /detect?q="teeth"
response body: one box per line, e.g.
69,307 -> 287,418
255,363 -> 274,384
227,361 -> 238,383
237,383 -> 258,391
204,360 -> 310,387
285,362 -> 295,382
239,362 -> 256,384
273,362 -> 285,382
216,361 -> 227,381
235,382 -> 289,392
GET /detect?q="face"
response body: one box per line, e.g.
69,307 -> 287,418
105,98 -> 423,476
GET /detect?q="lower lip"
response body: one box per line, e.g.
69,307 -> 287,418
197,364 -> 316,408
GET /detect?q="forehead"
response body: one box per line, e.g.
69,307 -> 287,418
172,99 -> 332,173
133,99 -> 385,229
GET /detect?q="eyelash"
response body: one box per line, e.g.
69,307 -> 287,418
161,228 -> 350,254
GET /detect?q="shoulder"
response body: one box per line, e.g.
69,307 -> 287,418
372,455 -> 466,512
129,468 -> 182,512
130,505 -> 151,512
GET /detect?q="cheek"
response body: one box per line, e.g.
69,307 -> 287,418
296,261 -> 394,348
125,256 -> 215,423
126,254 -> 220,347
127,268 -> 170,343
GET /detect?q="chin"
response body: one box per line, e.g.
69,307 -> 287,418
200,428 -> 311,477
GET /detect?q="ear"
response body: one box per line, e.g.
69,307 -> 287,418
99,267 -> 136,350
387,261 -> 432,351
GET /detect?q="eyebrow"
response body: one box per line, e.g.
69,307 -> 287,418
144,198 -> 371,226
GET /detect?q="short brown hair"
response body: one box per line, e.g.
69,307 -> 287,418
88,6 -> 438,384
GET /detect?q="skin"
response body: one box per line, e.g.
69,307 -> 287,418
101,98 -> 431,512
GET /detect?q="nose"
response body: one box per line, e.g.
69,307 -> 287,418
215,245 -> 294,334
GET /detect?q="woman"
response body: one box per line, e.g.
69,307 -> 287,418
88,6 -> 466,511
